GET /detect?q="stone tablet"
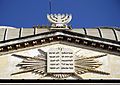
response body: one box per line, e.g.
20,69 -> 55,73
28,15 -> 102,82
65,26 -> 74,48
47,47 -> 74,73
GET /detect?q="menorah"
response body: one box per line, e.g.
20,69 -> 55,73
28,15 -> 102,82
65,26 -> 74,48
47,14 -> 72,28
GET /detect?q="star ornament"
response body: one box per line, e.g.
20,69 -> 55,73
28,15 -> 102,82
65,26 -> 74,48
11,48 -> 110,79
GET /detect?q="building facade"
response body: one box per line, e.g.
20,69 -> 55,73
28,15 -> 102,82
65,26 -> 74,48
0,14 -> 120,80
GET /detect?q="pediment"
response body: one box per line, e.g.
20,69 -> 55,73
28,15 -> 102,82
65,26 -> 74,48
0,30 -> 120,56
0,43 -> 112,79
0,30 -> 120,79
0,42 -> 120,79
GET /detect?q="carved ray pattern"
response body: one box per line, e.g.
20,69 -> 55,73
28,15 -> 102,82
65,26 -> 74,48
11,49 -> 110,79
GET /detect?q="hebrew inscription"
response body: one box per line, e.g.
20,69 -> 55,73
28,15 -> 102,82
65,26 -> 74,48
47,48 -> 74,73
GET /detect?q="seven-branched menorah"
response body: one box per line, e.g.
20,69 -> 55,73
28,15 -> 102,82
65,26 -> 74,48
47,14 -> 72,28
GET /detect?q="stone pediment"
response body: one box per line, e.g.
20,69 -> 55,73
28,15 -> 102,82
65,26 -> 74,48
0,30 -> 120,80
0,30 -> 120,56
0,43 -> 120,79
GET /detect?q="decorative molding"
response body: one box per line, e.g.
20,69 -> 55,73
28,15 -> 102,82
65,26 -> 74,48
0,30 -> 120,56
11,48 -> 110,79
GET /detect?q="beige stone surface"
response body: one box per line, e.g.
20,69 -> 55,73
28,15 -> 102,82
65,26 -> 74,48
22,28 -> 34,37
0,28 -> 5,41
37,29 -> 49,34
0,44 -> 120,79
115,29 -> 120,41
71,29 -> 85,34
86,28 -> 99,37
7,29 -> 19,40
100,29 -> 115,40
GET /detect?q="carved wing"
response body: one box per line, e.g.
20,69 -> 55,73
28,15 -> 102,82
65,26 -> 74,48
75,54 -> 110,75
11,49 -> 47,78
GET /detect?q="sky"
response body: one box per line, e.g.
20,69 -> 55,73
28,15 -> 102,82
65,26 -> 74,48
0,0 -> 120,28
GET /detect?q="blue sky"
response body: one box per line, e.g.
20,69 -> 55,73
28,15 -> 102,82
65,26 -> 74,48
0,0 -> 120,28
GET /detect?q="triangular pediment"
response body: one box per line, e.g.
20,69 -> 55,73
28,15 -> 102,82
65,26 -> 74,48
0,30 -> 119,56
0,30 -> 120,79
0,43 -> 120,79
0,43 -> 110,79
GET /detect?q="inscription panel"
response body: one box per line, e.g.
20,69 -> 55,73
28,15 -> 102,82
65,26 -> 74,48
47,48 -> 74,73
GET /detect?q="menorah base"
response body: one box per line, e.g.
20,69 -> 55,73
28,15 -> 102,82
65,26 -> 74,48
50,27 -> 70,30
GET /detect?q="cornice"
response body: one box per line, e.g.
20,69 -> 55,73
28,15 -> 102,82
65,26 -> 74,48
0,30 -> 120,56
